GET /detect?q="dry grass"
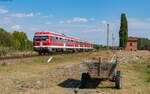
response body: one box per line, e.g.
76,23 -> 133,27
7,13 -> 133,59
0,50 -> 150,94
0,50 -> 38,57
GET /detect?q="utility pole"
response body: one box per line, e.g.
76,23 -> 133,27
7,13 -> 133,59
112,33 -> 115,47
107,24 -> 109,49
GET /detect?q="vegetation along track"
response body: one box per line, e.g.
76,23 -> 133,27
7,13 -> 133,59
0,51 -> 87,61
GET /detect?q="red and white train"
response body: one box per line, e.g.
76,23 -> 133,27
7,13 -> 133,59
33,31 -> 93,54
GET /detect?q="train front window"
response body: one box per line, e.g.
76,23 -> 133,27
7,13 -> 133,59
34,36 -> 49,41
34,36 -> 41,41
42,36 -> 49,41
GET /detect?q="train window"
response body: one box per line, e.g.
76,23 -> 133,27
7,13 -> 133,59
70,40 -> 72,44
76,41 -> 79,45
42,36 -> 49,41
71,40 -> 73,44
80,42 -> 82,45
50,36 -> 53,41
64,39 -> 66,43
53,37 -> 55,41
56,37 -> 58,40
68,40 -> 70,43
62,38 -> 65,43
59,38 -> 61,42
69,40 -> 71,43
34,36 -> 41,41
34,36 -> 49,41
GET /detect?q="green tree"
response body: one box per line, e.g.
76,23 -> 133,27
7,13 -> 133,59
0,28 -> 15,47
119,13 -> 128,49
138,38 -> 150,50
12,31 -> 33,50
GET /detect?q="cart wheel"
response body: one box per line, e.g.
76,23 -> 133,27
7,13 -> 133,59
81,73 -> 88,88
115,71 -> 121,89
111,76 -> 116,82
87,73 -> 91,81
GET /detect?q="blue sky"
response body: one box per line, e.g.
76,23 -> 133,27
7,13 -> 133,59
0,0 -> 150,45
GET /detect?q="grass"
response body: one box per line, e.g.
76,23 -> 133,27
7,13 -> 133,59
0,50 -> 150,94
0,49 -> 38,57
98,53 -> 150,94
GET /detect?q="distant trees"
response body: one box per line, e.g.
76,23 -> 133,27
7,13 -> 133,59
93,44 -> 119,50
138,38 -> 150,50
12,31 -> 33,50
0,28 -> 33,50
0,28 -> 15,47
93,44 -> 106,50
119,13 -> 128,49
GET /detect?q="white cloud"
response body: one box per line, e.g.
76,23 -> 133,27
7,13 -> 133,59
0,8 -> 8,14
101,20 -> 107,25
90,18 -> 95,22
59,20 -> 73,24
11,25 -> 22,30
86,28 -> 105,32
146,18 -> 150,21
128,18 -> 150,31
10,13 -> 26,18
0,17 -> 12,24
73,17 -> 88,23
66,20 -> 72,24
59,20 -> 72,24
37,12 -> 41,16
42,16 -> 49,18
59,21 -> 65,24
10,13 -> 35,18
42,14 -> 53,18
45,21 -> 52,25
26,13 -> 34,17
59,17 -> 88,24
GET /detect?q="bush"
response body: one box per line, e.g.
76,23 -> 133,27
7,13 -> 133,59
0,47 -> 9,56
1,62 -> 7,66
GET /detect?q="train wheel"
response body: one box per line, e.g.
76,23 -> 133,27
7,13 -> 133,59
48,52 -> 52,55
39,52 -> 42,55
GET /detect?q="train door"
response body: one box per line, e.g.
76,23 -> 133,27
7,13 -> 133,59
50,36 -> 53,44
64,39 -> 66,47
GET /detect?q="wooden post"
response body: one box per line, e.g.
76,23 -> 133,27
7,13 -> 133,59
107,24 -> 109,49
98,57 -> 102,76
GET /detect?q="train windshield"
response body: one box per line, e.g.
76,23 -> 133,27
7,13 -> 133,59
34,36 -> 49,41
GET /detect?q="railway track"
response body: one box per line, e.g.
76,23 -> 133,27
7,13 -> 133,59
0,55 -> 39,61
0,51 -> 85,61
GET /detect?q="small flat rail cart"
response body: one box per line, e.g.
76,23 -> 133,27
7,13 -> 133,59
81,57 -> 121,89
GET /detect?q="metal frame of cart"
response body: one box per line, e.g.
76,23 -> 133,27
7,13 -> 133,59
81,57 -> 121,89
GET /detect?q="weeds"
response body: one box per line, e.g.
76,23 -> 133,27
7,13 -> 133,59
1,62 -> 7,66
0,51 -> 150,94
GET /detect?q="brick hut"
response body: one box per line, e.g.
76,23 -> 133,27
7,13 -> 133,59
125,37 -> 138,51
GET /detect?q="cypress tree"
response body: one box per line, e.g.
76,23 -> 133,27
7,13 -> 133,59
119,13 -> 128,49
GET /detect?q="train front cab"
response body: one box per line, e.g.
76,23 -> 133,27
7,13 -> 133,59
33,35 -> 53,54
